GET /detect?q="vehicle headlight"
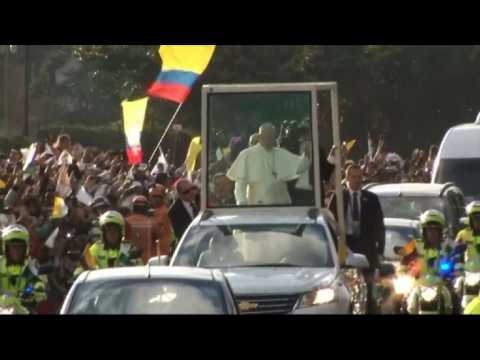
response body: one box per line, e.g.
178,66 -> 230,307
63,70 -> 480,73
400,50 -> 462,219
299,288 -> 336,308
465,272 -> 480,287
393,275 -> 415,296
420,286 -> 438,302
0,307 -> 15,315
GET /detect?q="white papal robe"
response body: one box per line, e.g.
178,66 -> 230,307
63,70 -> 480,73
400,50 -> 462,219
226,144 -> 310,206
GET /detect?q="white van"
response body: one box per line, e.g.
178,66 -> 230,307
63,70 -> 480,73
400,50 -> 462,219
431,114 -> 480,202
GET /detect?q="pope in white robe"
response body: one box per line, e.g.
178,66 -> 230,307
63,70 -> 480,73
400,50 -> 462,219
227,123 -> 311,206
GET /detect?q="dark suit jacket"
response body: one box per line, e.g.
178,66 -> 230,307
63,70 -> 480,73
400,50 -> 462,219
169,199 -> 195,240
327,188 -> 385,268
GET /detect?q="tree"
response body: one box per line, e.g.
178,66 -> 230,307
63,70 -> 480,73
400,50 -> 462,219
29,45 -> 480,158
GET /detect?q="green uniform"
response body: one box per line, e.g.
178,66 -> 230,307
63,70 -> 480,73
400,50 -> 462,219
0,257 -> 47,311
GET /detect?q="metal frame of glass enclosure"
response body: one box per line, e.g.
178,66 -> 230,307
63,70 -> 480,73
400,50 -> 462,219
201,82 -> 346,262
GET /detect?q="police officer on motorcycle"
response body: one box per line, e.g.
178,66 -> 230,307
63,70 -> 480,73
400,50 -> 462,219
453,201 -> 480,310
75,211 -> 142,276
0,225 -> 47,314
456,201 -> 480,262
399,210 -> 455,314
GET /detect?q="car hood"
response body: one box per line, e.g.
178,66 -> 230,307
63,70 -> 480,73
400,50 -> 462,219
223,267 -> 337,296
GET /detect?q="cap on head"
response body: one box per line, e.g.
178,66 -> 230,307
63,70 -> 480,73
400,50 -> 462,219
132,195 -> 149,207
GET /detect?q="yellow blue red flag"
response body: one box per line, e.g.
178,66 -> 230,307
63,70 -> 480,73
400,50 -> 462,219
148,45 -> 216,104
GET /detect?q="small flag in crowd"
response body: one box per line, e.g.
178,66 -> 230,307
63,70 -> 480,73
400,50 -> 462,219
345,139 -> 357,152
22,143 -> 37,172
185,136 -> 202,178
152,146 -> 169,177
45,227 -> 60,249
51,196 -> 69,220
148,45 -> 216,104
76,186 -> 93,207
122,97 -> 149,165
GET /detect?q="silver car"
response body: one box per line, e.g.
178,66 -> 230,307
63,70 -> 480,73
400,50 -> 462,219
363,182 -> 465,240
166,207 -> 370,315
60,266 -> 238,315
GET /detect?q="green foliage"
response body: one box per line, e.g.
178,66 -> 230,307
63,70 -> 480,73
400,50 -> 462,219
0,136 -> 31,153
31,45 -> 480,158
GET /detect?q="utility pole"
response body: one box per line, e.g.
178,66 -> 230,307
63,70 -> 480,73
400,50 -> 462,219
24,45 -> 29,137
1,46 -> 10,133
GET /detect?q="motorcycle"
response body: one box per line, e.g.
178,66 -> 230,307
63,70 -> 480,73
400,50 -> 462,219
392,245 -> 463,315
0,294 -> 29,315
453,244 -> 480,311
0,282 -> 42,315
391,271 -> 417,314
47,229 -> 91,308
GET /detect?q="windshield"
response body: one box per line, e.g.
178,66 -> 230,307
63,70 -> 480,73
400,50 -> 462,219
207,91 -> 316,208
384,225 -> 421,261
435,158 -> 480,201
173,223 -> 334,269
378,196 -> 447,221
68,279 -> 228,315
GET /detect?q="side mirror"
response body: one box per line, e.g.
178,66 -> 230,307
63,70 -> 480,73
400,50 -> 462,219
148,256 -> 170,267
344,253 -> 370,270
379,263 -> 396,277
159,255 -> 170,266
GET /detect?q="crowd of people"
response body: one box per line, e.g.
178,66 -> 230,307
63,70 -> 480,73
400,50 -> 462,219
0,129 -> 439,314
0,133 -> 202,313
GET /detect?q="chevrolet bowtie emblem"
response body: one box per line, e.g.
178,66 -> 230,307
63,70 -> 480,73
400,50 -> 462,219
239,301 -> 259,312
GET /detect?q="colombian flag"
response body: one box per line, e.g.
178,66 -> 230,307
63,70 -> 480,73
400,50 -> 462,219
122,97 -> 149,165
148,45 -> 216,104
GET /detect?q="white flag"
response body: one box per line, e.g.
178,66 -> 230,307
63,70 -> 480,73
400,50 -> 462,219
77,186 -> 93,207
152,147 -> 169,177
23,143 -> 38,172
45,227 -> 60,249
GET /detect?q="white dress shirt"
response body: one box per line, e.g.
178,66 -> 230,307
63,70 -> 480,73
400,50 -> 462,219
182,200 -> 195,220
346,189 -> 361,236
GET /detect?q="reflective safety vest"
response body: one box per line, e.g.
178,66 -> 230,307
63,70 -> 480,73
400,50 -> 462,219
464,296 -> 480,315
414,241 -> 450,277
83,241 -> 143,270
456,228 -> 480,263
0,257 -> 47,305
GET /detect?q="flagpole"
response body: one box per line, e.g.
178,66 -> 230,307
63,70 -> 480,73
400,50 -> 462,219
148,102 -> 184,167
